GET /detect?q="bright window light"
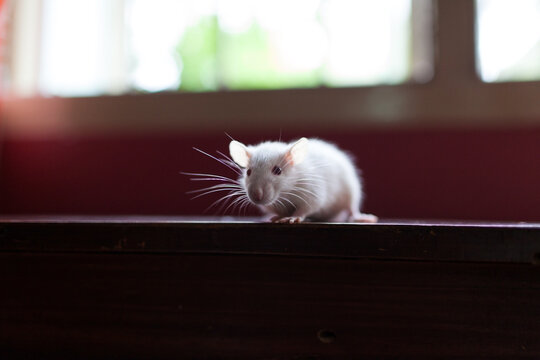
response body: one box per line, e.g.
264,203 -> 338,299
18,0 -> 415,96
127,0 -> 185,92
40,0 -> 114,96
476,0 -> 540,82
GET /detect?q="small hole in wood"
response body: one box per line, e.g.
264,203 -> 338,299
317,329 -> 336,344
532,253 -> 540,265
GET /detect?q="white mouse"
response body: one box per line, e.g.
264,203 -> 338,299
228,137 -> 378,223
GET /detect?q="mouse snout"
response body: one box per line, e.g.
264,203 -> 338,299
247,185 -> 272,205
247,181 -> 276,205
250,188 -> 264,203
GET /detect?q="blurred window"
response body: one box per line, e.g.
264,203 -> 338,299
476,0 -> 540,82
7,0 -> 417,96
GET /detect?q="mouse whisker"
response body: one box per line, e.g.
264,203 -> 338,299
273,198 -> 285,212
203,194 -> 233,214
189,186 -> 242,200
193,147 -> 242,175
216,150 -> 242,173
217,159 -> 242,176
181,172 -> 239,183
275,197 -> 294,214
211,194 -> 237,214
294,180 -> 325,190
187,183 -> 242,194
223,194 -> 249,214
244,200 -> 252,216
232,196 -> 250,215
295,184 -> 324,193
227,197 -> 242,214
188,177 -> 239,183
295,179 -> 324,185
295,184 -> 324,192
188,182 -> 242,189
296,181 -> 324,190
281,191 -> 309,206
239,197 -> 251,216
190,190 -> 242,202
236,195 -> 250,214
243,204 -> 251,216
219,192 -> 244,214
296,187 -> 321,200
205,190 -> 245,213
279,196 -> 297,210
296,173 -> 326,180
298,170 -> 326,176
182,173 -> 238,182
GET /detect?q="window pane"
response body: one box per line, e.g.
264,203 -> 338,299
128,0 -> 413,92
476,0 -> 540,82
40,0 -> 119,96
17,0 -> 415,96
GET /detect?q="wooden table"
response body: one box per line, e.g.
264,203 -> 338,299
1,216 -> 540,359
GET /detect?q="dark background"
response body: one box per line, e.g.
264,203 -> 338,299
1,127 -> 539,221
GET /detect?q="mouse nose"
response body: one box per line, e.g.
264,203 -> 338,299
252,188 -> 264,203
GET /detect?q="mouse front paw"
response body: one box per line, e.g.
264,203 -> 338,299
350,213 -> 378,223
271,216 -> 304,224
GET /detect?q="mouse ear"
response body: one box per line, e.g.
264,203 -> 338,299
229,140 -> 250,168
287,137 -> 309,165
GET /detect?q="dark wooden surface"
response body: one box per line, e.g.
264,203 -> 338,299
1,216 -> 540,263
2,217 -> 540,359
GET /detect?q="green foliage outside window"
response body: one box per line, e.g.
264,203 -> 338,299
176,16 -> 322,92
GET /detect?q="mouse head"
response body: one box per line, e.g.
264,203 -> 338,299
229,138 -> 308,205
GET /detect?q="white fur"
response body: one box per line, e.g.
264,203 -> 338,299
230,138 -> 377,223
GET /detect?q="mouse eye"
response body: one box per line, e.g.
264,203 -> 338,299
272,166 -> 282,175
246,169 -> 252,176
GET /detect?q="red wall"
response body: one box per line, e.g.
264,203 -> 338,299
1,128 -> 539,221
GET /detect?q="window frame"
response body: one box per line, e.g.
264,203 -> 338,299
2,0 -> 540,137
